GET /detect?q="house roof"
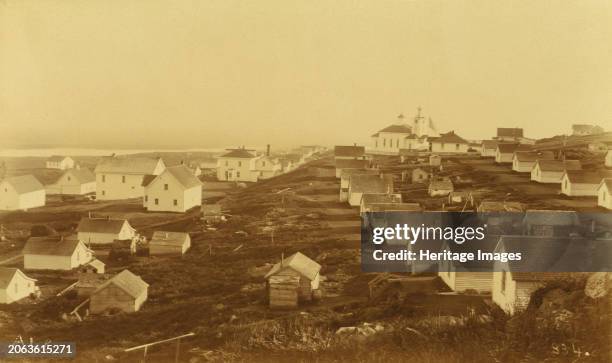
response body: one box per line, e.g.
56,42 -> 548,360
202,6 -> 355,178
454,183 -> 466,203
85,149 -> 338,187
513,151 -> 554,162
340,168 -> 379,180
64,168 -> 95,184
536,160 -> 582,172
77,217 -> 132,234
219,149 -> 257,158
497,143 -> 531,154
429,178 -> 453,190
87,259 -> 105,272
334,145 -> 365,158
565,170 -> 612,184
150,231 -> 190,247
159,165 -> 202,189
141,175 -> 157,187
349,174 -> 393,194
22,236 -> 84,256
523,210 -> 580,226
1,175 -> 44,194
0,268 -> 35,289
95,269 -> 148,299
497,128 -> 524,138
335,159 -> 368,169
94,157 -> 163,175
360,193 -> 402,206
367,202 -> 422,212
377,124 -> 413,134
428,131 -> 468,144
481,140 -> 498,149
264,252 -> 321,281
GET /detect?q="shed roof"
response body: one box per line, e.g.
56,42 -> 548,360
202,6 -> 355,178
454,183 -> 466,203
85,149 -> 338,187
265,252 -> 321,281
150,231 -> 190,247
23,236 -> 84,256
77,217 -> 132,234
513,151 -> 555,162
536,160 -> 582,172
377,124 -> 413,134
497,143 -> 531,154
143,165 -> 202,189
334,145 -> 365,158
94,157 -> 163,175
95,269 -> 148,298
1,175 -> 44,194
349,174 -> 393,194
565,170 -> 612,184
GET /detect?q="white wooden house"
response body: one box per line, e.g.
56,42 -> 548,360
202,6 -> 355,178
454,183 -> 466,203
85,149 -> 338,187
428,131 -> 469,154
347,174 -> 394,207
45,168 -> 96,195
143,165 -> 202,213
481,140 -> 498,157
511,151 -> 554,173
335,159 -> 369,178
23,236 -> 93,270
95,157 -> 166,200
0,268 -> 38,304
46,156 -> 75,170
598,179 -> 612,210
428,177 -> 454,197
216,148 -> 260,182
0,175 -> 45,211
438,239 -> 495,293
359,193 -> 402,214
265,252 -> 321,308
561,171 -> 612,197
90,269 -> 148,314
253,155 -> 282,180
530,160 -> 582,183
339,169 -> 379,202
77,217 -> 136,245
149,231 -> 191,256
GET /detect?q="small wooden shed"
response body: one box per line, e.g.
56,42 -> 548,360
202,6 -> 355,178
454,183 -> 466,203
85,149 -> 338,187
149,231 -> 191,256
264,252 -> 321,309
89,269 -> 148,314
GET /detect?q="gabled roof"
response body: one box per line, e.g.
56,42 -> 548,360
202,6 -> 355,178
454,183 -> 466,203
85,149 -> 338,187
497,128 -> 524,138
360,193 -> 402,206
334,145 -> 365,158
23,236 -> 85,256
428,131 -> 468,144
64,168 -> 95,184
564,170 -> 612,184
264,252 -> 321,281
335,159 -> 368,169
1,175 -> 44,194
513,151 -> 554,162
497,143 -> 531,154
150,231 -> 190,247
77,217 -> 132,234
481,140 -> 498,149
349,174 -> 394,194
94,157 -> 163,175
219,149 -> 257,158
95,269 -> 148,298
0,267 -> 36,289
151,165 -> 202,189
141,175 -> 157,187
536,160 -> 582,172
377,124 -> 413,134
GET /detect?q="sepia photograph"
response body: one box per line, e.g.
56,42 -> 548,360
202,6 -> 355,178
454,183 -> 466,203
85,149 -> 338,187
0,1 -> 611,362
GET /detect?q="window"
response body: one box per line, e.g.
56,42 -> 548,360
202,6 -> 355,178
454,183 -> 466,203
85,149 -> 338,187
145,195 -> 148,202
237,171 -> 241,178
173,199 -> 178,206
122,176 -> 126,183
155,198 -> 159,205
383,138 -> 386,147
396,139 -> 399,148
102,190 -> 105,196
455,144 -> 460,150
164,184 -> 168,190
238,161 -> 242,167
501,270 -> 506,293
102,175 -> 106,182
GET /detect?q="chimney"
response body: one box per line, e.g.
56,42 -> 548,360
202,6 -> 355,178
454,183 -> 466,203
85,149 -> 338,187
266,144 -> 271,156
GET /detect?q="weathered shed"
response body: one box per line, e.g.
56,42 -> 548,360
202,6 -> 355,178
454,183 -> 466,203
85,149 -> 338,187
264,252 -> 321,309
89,269 -> 148,314
428,177 -> 454,197
149,231 -> 191,256
201,204 -> 223,223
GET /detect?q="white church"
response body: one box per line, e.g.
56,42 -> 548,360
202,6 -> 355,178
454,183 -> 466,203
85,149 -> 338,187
370,108 -> 439,155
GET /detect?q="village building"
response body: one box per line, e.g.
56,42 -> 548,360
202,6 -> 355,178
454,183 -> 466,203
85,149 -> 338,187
216,148 -> 260,182
23,236 -> 93,270
46,156 -> 75,170
149,231 -> 191,256
347,174 -> 394,207
480,140 -> 498,157
202,204 -> 223,223
572,124 -> 604,136
334,145 -> 366,161
438,239 -> 495,293
95,157 -> 166,200
495,128 -> 524,142
597,179 -> 612,210
561,171 -> 612,197
335,158 -> 369,178
264,252 -> 321,308
606,149 -> 612,168
77,217 -> 136,245
76,261 -> 107,296
428,177 -> 454,197
495,143 -> 531,164
252,155 -> 282,180
0,268 -> 38,304
530,159 -> 582,183
339,168 -> 379,202
142,165 -> 202,213
411,167 -> 430,183
429,154 -> 441,167
359,193 -> 402,214
370,111 -> 437,155
428,131 -> 469,154
523,210 -> 580,237
511,151 -> 554,172
0,175 -> 45,211
45,168 -> 96,195
89,269 -> 149,314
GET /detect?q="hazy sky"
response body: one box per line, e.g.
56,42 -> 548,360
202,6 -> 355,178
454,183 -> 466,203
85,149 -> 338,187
1,0 -> 611,149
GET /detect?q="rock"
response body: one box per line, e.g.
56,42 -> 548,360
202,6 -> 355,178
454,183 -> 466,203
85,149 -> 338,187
335,326 -> 357,335
585,272 -> 611,299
